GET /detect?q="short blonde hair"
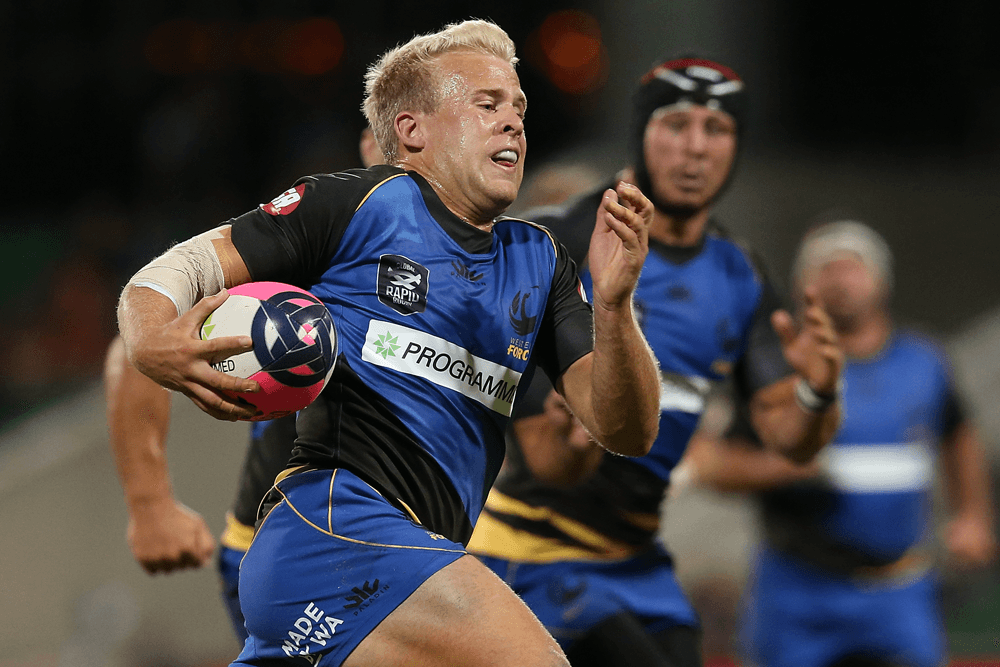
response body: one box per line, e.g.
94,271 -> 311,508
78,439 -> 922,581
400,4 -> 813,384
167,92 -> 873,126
362,19 -> 518,164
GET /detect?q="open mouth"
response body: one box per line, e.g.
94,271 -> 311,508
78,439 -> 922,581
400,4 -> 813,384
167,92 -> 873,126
491,149 -> 519,168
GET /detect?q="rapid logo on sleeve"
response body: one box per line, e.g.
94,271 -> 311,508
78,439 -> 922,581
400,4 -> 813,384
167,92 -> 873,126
262,183 -> 306,215
362,320 -> 521,415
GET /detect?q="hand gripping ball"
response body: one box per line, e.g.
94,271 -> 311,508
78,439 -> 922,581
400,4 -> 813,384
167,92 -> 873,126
200,282 -> 337,421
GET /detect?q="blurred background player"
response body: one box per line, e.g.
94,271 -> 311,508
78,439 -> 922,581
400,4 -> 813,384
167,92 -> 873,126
104,127 -> 382,645
684,219 -> 997,667
468,56 -> 844,667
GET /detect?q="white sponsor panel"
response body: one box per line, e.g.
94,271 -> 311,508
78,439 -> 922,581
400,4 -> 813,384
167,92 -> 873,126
819,441 -> 934,493
659,374 -> 711,414
362,320 -> 521,416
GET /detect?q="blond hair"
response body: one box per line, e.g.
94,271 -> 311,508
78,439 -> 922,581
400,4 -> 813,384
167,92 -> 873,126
362,19 -> 517,164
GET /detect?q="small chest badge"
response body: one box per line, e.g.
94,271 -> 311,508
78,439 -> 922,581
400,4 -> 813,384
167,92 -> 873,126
378,254 -> 429,315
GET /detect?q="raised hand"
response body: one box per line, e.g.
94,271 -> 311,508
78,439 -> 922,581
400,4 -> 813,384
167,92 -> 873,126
770,286 -> 844,395
587,182 -> 653,311
128,289 -> 261,421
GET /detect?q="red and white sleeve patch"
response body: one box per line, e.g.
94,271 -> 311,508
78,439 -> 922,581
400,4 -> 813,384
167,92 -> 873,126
261,183 -> 307,216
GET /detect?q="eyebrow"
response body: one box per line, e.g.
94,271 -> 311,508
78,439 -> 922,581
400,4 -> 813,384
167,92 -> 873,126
477,87 -> 528,111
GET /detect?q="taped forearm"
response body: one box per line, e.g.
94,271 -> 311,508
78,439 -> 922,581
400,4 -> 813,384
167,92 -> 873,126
128,225 -> 229,316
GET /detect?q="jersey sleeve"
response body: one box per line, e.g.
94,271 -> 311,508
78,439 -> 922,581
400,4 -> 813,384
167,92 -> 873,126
529,237 -> 594,395
229,168 -> 391,287
732,264 -> 793,402
523,186 -> 607,268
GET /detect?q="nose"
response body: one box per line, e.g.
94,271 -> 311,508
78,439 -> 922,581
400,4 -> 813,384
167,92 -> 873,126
684,124 -> 709,155
501,106 -> 524,136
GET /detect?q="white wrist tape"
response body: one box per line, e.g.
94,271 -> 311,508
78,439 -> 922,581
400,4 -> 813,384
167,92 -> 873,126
794,377 -> 841,413
128,225 -> 229,316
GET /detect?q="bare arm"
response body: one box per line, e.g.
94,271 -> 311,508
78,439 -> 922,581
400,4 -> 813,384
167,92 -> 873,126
750,288 -> 844,463
117,226 -> 259,421
940,421 -> 997,568
677,432 -> 821,494
514,389 -> 605,487
559,183 -> 660,457
104,336 -> 215,574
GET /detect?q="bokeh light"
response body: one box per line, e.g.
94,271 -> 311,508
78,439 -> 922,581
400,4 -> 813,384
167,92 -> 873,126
532,10 -> 608,95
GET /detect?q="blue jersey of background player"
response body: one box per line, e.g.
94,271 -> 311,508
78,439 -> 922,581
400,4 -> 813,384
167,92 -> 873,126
467,57 -> 844,667
687,220 -> 997,667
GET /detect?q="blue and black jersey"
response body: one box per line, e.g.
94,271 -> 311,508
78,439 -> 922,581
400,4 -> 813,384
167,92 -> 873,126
229,165 -> 593,545
759,329 -> 963,570
469,185 -> 790,560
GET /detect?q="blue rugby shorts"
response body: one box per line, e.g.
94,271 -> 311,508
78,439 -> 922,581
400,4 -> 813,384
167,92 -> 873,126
739,547 -> 944,667
232,468 -> 466,666
477,544 -> 699,651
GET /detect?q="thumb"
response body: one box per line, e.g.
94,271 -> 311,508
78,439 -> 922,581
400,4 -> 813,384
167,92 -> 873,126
771,309 -> 798,348
184,289 -> 232,329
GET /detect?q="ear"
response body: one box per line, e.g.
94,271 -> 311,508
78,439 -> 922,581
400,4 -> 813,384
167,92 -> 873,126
395,112 -> 426,155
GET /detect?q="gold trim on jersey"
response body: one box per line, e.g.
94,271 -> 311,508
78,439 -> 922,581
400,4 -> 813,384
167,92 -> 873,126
274,464 -> 304,485
467,490 -> 643,562
395,496 -> 423,525
356,173 -> 408,212
502,216 -> 559,256
220,512 -> 256,551
619,509 -> 661,533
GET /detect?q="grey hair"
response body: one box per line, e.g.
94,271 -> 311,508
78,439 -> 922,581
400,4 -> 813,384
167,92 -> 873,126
792,219 -> 894,294
362,19 -> 517,164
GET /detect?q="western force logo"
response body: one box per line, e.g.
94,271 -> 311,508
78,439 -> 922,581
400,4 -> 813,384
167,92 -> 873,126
262,183 -> 306,216
451,260 -> 484,283
508,289 -> 539,336
378,254 -> 429,315
362,320 -> 521,415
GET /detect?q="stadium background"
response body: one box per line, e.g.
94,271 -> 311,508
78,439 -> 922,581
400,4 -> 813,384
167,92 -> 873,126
1,1 -> 999,664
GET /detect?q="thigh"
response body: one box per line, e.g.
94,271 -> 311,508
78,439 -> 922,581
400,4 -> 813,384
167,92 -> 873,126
346,554 -> 570,667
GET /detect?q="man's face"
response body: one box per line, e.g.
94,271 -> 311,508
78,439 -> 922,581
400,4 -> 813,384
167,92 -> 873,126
642,104 -> 736,212
418,51 -> 526,220
805,254 -> 885,329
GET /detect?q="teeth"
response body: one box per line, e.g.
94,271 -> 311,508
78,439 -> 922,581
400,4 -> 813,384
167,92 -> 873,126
494,150 -> 518,164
